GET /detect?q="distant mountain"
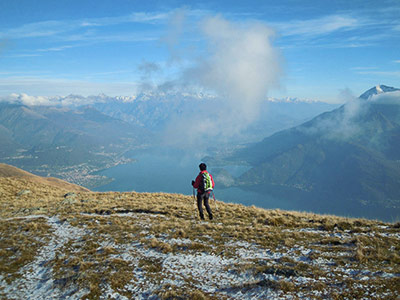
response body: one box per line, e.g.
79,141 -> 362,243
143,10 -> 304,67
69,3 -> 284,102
92,92 -> 212,130
2,92 -> 339,145
0,102 -> 150,187
218,85 -> 400,221
88,92 -> 339,143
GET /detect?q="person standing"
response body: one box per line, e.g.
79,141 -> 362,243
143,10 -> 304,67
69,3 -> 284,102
192,163 -> 215,220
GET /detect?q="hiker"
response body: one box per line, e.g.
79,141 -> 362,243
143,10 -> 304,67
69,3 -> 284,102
192,163 -> 215,220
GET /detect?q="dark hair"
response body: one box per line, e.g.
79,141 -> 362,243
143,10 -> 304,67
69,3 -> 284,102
199,163 -> 207,171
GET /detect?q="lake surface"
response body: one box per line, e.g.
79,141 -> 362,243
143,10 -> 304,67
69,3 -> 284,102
93,149 -> 398,222
93,149 -> 300,210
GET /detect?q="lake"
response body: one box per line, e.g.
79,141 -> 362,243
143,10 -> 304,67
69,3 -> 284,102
93,149 -> 396,221
93,148 -> 300,210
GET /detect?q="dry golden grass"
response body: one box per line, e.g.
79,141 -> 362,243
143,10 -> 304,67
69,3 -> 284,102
0,163 -> 89,192
0,217 -> 51,284
0,168 -> 399,299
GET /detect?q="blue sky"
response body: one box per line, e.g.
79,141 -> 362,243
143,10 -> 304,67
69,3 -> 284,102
0,0 -> 399,103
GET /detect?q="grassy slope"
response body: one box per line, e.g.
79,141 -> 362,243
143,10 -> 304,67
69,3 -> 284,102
0,163 -> 89,192
0,174 -> 399,299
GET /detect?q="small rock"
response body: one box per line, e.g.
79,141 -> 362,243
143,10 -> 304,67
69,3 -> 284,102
17,190 -> 31,196
64,192 -> 77,198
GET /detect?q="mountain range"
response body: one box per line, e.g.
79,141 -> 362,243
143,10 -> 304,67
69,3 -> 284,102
215,85 -> 400,221
0,92 -> 338,187
2,92 -> 339,143
0,102 -> 150,187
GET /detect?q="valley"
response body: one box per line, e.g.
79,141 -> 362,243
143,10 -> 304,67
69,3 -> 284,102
1,86 -> 399,221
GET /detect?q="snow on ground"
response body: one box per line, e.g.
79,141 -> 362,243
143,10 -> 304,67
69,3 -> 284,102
101,239 -> 285,299
0,216 -> 89,300
1,212 -> 399,299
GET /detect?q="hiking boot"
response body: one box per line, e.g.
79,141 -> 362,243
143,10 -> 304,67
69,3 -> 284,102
209,215 -> 213,220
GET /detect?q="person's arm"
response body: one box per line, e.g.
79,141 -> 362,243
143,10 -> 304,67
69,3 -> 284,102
192,174 -> 201,189
210,173 -> 215,189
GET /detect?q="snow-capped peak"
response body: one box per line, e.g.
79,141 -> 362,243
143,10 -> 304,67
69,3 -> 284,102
376,85 -> 383,93
359,85 -> 400,100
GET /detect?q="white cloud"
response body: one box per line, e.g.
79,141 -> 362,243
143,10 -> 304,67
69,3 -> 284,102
37,45 -> 75,52
2,93 -> 53,106
274,15 -> 359,37
194,16 -> 281,117
370,90 -> 400,104
270,12 -> 399,49
162,15 -> 283,144
0,11 -> 170,40
0,92 -> 135,107
300,88 -> 400,142
300,97 -> 365,140
0,20 -> 70,39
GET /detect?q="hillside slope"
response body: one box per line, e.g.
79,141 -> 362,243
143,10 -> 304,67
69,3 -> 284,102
0,163 -> 89,192
220,86 -> 400,221
0,167 -> 399,299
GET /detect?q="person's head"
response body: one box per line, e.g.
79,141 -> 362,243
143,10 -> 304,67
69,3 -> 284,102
199,163 -> 207,171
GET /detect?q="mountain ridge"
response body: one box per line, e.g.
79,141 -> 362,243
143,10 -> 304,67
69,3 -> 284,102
359,84 -> 400,100
214,85 -> 400,221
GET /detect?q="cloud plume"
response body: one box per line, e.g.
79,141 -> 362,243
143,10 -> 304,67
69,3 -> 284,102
370,90 -> 400,104
194,16 -> 281,116
163,15 -> 283,146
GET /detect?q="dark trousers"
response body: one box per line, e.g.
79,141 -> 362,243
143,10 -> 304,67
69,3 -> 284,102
197,191 -> 213,220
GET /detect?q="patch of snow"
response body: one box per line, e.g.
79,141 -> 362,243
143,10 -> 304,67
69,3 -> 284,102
312,257 -> 335,266
95,238 -> 290,299
375,231 -> 400,239
377,225 -> 389,229
165,238 -> 193,245
291,276 -> 316,285
235,246 -> 285,261
298,228 -> 326,234
101,284 -> 130,300
0,216 -> 88,300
